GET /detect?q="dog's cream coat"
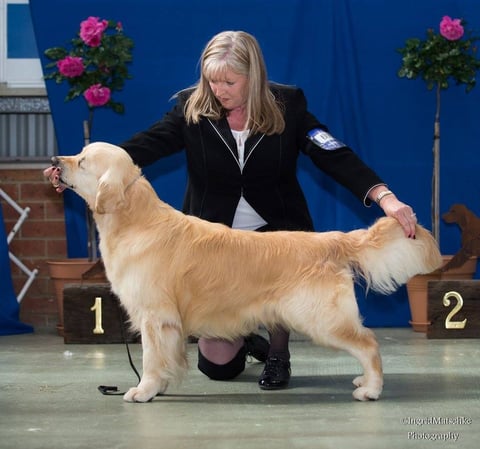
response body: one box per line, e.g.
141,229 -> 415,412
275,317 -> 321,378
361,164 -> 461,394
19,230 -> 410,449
51,142 -> 442,402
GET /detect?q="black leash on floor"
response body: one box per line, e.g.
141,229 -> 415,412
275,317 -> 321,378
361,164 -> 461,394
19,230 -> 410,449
97,294 -> 141,396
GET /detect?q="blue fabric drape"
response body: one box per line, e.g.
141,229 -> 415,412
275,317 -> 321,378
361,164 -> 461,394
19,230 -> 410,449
0,203 -> 34,335
29,0 -> 480,326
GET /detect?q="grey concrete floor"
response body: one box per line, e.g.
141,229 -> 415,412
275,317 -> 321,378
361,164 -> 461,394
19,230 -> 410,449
1,328 -> 479,449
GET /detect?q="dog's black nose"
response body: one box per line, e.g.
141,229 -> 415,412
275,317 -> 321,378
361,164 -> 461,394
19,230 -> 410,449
51,156 -> 59,167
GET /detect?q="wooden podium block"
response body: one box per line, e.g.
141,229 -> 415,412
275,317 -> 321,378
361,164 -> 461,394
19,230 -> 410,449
63,283 -> 138,344
427,280 -> 480,339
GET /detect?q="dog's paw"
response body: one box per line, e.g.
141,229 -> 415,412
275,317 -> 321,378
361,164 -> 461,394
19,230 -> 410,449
352,386 -> 381,402
123,387 -> 156,403
352,375 -> 365,387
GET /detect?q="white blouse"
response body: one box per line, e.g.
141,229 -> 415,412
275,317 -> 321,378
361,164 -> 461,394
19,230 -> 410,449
231,129 -> 268,231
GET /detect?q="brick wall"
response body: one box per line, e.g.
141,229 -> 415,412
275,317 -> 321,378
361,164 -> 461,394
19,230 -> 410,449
0,166 -> 67,331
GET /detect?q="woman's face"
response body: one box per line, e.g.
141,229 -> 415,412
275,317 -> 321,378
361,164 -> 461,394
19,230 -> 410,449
208,68 -> 248,111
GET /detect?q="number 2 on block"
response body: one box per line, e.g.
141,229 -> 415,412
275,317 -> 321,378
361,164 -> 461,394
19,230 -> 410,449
443,291 -> 467,330
90,297 -> 105,334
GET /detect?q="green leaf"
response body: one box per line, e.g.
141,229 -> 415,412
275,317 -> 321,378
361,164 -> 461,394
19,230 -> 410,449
44,47 -> 68,60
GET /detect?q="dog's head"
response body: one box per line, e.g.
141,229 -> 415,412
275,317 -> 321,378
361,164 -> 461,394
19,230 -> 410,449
51,142 -> 141,214
442,204 -> 468,225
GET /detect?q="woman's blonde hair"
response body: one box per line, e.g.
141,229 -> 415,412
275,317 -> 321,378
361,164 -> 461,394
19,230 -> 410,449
184,31 -> 285,135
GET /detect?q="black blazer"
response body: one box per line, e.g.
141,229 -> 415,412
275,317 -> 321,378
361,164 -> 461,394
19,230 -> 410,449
120,83 -> 384,231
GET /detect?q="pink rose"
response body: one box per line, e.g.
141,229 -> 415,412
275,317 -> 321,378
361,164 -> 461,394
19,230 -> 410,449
439,15 -> 464,41
83,84 -> 111,107
57,56 -> 84,78
80,16 -> 109,47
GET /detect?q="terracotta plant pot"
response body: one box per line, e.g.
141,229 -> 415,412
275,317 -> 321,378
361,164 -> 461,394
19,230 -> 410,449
47,258 -> 107,336
406,255 -> 477,332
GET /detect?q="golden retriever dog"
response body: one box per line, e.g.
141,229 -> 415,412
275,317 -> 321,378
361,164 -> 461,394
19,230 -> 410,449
48,142 -> 442,402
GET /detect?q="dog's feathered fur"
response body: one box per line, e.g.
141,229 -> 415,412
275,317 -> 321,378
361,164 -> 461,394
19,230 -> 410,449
51,142 -> 443,402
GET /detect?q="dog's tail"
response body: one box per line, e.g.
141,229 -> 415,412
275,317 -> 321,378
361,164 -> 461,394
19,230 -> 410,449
350,217 -> 443,294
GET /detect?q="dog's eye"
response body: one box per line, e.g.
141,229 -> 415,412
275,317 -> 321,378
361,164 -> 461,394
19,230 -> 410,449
78,157 -> 85,168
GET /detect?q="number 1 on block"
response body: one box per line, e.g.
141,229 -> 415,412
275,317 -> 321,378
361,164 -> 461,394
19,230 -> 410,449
90,297 -> 105,334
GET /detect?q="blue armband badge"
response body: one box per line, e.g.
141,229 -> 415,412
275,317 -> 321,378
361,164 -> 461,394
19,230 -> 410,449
307,128 -> 345,151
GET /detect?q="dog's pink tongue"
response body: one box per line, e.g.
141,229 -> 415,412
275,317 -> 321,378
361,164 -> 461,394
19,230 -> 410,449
44,166 -> 67,193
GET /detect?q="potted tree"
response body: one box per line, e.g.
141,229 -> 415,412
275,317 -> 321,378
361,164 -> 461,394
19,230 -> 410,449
397,15 -> 480,331
43,16 -> 134,335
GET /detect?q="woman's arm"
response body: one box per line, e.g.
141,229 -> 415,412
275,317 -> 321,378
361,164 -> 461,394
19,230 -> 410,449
119,101 -> 187,168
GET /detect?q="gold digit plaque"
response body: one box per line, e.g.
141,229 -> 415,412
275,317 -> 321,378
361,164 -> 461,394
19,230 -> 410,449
90,297 -> 105,334
443,291 -> 467,329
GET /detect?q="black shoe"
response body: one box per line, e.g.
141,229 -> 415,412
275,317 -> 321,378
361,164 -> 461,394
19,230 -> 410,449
244,334 -> 269,363
258,356 -> 291,390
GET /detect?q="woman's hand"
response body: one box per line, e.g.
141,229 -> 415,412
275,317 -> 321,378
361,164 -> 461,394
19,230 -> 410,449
379,195 -> 417,239
368,186 -> 417,238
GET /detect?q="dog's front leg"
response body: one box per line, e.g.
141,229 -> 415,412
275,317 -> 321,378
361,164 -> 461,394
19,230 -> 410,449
123,319 -> 186,403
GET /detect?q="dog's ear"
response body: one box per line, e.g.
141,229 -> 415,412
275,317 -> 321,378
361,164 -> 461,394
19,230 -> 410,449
95,169 -> 125,214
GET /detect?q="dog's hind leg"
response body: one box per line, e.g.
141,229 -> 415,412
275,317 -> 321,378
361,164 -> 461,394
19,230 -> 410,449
316,324 -> 383,401
340,327 -> 383,401
123,317 -> 187,403
286,285 -> 383,401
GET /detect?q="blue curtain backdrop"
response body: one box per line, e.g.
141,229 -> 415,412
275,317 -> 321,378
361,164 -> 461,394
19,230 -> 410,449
0,204 -> 34,335
29,0 -> 480,326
